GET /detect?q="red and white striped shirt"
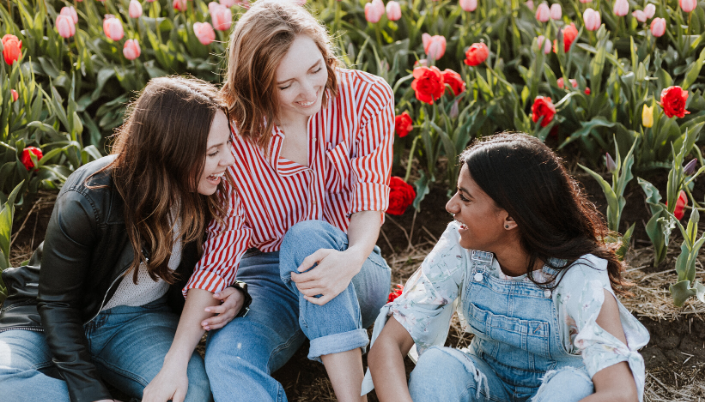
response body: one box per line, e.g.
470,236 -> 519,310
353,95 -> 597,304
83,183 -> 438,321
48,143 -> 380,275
184,69 -> 395,294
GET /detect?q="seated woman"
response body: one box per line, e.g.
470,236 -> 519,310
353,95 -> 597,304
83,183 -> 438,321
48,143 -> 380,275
0,76 -> 248,402
161,1 -> 393,401
366,133 -> 649,402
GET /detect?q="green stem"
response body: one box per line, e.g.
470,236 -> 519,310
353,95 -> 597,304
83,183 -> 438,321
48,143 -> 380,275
405,136 -> 418,182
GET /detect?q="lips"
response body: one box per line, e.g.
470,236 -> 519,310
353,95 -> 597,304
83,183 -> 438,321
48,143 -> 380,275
207,171 -> 225,183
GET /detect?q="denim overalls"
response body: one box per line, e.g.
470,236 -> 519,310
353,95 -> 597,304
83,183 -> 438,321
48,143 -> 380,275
408,250 -> 595,402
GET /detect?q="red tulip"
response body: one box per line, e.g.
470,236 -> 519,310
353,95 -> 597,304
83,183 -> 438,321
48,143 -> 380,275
422,33 -> 446,61
193,22 -> 216,45
386,1 -> 401,21
650,18 -> 666,37
129,0 -> 143,18
411,66 -> 445,105
11,89 -> 18,102
531,96 -> 556,127
583,8 -> 601,31
535,2 -> 550,22
103,15 -> 124,41
123,39 -> 141,60
442,69 -> 466,96
668,191 -> 688,220
659,86 -> 690,118
557,78 -> 578,90
364,0 -> 385,23
387,177 -> 416,216
20,147 -> 43,171
464,42 -> 489,66
395,112 -> 413,138
2,34 -> 22,65
56,15 -> 76,39
559,23 -> 578,53
387,284 -> 404,302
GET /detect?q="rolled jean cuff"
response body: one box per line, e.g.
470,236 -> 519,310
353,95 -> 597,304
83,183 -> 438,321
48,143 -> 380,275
307,328 -> 370,362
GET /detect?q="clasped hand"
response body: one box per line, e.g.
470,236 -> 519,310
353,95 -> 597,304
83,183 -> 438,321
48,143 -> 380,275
290,248 -> 363,305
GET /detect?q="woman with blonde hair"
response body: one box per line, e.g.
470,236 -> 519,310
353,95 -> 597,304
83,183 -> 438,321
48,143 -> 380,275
177,1 -> 394,401
0,76 -> 248,402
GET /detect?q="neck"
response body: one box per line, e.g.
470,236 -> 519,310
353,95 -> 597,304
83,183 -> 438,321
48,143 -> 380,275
492,240 -> 543,277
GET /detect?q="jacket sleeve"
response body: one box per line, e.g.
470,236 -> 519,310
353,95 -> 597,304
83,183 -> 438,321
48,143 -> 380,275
37,188 -> 113,402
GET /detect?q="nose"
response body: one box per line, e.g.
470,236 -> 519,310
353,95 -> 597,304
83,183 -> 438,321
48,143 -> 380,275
446,194 -> 459,215
221,147 -> 235,168
301,78 -> 318,100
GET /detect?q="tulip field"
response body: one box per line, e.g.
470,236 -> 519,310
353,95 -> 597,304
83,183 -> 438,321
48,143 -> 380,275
1,0 -> 705,398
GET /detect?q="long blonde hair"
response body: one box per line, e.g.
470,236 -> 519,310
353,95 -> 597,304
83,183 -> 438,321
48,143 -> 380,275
221,0 -> 339,152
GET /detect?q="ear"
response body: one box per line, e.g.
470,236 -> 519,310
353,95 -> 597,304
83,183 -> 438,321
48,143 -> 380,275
503,216 -> 517,230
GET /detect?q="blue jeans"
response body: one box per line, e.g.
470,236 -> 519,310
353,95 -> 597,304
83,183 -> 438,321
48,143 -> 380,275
205,220 -> 391,402
0,298 -> 212,402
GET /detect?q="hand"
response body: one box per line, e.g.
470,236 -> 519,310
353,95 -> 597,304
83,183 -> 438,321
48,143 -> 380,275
142,365 -> 188,402
94,400 -> 122,402
201,286 -> 244,331
290,248 -> 363,305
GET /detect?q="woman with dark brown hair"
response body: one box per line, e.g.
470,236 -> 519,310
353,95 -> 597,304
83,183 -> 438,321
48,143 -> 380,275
366,133 -> 650,402
0,76 -> 248,402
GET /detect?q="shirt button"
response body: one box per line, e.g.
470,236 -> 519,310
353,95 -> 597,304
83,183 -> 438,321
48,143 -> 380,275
474,273 -> 483,282
544,290 -> 551,298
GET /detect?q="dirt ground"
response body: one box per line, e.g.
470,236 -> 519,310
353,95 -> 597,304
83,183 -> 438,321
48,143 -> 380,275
6,151 -> 705,401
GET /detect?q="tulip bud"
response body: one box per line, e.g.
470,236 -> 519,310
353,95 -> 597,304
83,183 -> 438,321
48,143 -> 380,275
1,34 -> 22,65
364,0 -> 385,23
103,15 -> 125,41
173,0 -> 187,12
535,2 -> 550,22
193,22 -> 216,45
579,0 -> 592,3
526,0 -> 534,9
684,159 -> 698,175
123,39 -> 141,60
450,100 -> 460,119
386,1 -> 402,21
209,2 -> 232,31
613,0 -> 629,17
460,0 -> 478,12
56,15 -> 76,38
583,8 -> 601,31
650,17 -> 666,37
535,35 -> 551,54
680,0 -> 697,13
644,4 -> 655,19
605,153 -> 617,173
642,104 -> 654,127
632,10 -> 646,22
129,0 -> 143,18
550,4 -> 562,20
422,33 -> 447,61
60,6 -> 78,24
11,89 -> 18,102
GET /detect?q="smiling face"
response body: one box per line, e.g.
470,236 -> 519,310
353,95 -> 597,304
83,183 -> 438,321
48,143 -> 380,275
197,110 -> 235,195
274,34 -> 328,125
446,164 -> 511,251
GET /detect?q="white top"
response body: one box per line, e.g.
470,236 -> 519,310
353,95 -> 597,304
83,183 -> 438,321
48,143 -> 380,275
102,220 -> 182,310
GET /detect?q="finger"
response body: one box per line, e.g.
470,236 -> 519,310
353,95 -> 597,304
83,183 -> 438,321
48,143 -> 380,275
203,312 -> 232,328
299,287 -> 325,297
304,294 -> 330,305
172,388 -> 186,402
205,303 -> 229,315
297,249 -> 330,272
205,314 -> 233,330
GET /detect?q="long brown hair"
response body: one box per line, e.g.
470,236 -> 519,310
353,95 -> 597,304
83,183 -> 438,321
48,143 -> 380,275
92,76 -> 229,284
461,133 -> 628,294
221,0 -> 339,152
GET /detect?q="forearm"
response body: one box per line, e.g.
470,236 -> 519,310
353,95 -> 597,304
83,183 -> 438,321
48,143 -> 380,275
163,288 -> 219,368
345,210 -> 382,270
368,317 -> 414,402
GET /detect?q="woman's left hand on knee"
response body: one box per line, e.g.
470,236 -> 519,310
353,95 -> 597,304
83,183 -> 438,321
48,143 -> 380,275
291,248 -> 362,305
202,287 -> 245,330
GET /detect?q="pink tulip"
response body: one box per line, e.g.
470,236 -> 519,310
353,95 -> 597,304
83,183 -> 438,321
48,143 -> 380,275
460,0 -> 478,12
579,0 -> 592,3
550,3 -> 562,20
644,4 -> 655,18
650,17 -> 666,37
386,1 -> 402,20
680,0 -> 697,12
535,2 -> 550,22
129,0 -> 143,18
193,22 -> 216,45
632,10 -> 646,22
60,6 -> 78,24
364,0 -> 385,23
56,15 -> 76,38
173,0 -> 187,12
123,39 -> 141,60
583,8 -> 601,31
526,0 -> 534,9
414,58 -> 428,68
293,0 -> 306,5
535,35 -> 551,54
422,33 -> 446,61
613,0 -> 629,17
220,0 -> 237,6
209,2 -> 232,31
103,15 -> 124,41
146,0 -> 155,2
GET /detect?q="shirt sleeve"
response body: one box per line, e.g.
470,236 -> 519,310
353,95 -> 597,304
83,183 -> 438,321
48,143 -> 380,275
183,177 -> 252,296
558,256 -> 650,402
349,76 -> 395,215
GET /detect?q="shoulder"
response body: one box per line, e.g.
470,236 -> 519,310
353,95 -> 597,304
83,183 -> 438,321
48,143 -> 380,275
61,155 -> 117,195
54,155 -> 119,223
335,68 -> 393,107
558,254 -> 611,289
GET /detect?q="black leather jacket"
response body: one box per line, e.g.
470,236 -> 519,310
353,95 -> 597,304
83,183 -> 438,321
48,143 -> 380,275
0,156 -> 199,402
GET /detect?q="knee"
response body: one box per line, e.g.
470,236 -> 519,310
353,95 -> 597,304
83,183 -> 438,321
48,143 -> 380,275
409,347 -> 476,399
532,367 -> 594,402
280,221 -> 344,257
